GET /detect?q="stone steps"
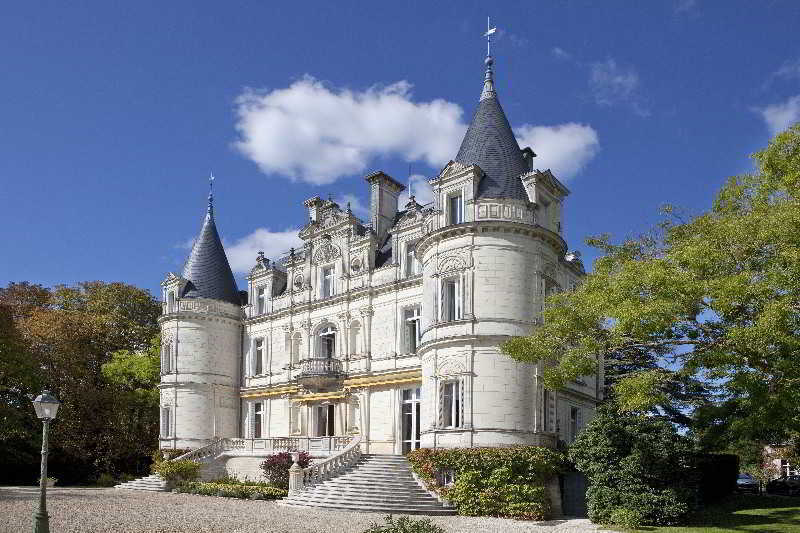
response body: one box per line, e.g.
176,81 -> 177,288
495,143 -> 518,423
282,454 -> 455,515
114,474 -> 169,492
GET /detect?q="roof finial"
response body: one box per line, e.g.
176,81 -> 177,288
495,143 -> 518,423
408,164 -> 414,200
481,17 -> 497,101
208,171 -> 215,213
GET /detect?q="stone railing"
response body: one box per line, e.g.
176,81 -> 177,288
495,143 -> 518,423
220,436 -> 349,456
289,432 -> 362,494
171,438 -> 226,463
297,358 -> 343,377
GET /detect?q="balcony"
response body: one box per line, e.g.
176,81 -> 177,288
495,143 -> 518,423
296,358 -> 345,391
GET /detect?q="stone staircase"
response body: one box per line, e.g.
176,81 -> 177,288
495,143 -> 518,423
114,474 -> 169,492
281,454 -> 456,515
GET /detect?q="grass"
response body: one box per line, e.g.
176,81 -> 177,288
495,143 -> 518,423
619,494 -> 800,533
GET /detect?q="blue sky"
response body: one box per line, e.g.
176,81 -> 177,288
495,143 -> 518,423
2,1 -> 799,297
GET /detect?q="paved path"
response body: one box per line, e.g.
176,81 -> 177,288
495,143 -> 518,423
0,487 -> 615,533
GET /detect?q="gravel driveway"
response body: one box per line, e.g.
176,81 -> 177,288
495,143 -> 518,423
0,487 -> 613,533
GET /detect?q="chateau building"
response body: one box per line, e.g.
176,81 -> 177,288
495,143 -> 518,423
157,53 -> 601,475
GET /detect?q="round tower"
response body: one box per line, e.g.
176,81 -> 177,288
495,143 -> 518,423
159,192 -> 243,450
417,53 -> 576,449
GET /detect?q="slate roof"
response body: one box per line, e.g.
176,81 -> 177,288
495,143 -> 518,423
180,197 -> 241,305
454,59 -> 530,201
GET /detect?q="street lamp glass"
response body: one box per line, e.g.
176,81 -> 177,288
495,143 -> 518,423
32,390 -> 60,420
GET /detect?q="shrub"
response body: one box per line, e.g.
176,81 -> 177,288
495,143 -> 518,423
361,515 -> 446,533
569,406 -> 698,527
695,453 -> 738,503
260,452 -> 311,489
407,446 -> 564,519
95,473 -> 116,487
177,481 -> 287,500
153,459 -> 201,485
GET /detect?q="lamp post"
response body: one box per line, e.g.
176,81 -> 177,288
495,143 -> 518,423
31,390 -> 60,533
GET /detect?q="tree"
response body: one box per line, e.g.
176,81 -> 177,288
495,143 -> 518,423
501,124 -> 800,443
0,281 -> 161,483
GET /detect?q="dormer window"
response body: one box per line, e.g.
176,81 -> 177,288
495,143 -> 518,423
256,286 -> 266,314
321,265 -> 336,298
448,193 -> 463,225
404,241 -> 422,277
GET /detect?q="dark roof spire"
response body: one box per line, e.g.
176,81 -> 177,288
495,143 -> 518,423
180,188 -> 240,306
454,44 -> 529,201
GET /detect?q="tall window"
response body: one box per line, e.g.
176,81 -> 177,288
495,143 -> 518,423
291,332 -> 302,364
569,406 -> 580,443
319,326 -> 336,359
289,404 -> 303,435
441,381 -> 460,428
256,286 -> 266,314
253,402 -> 264,438
441,277 -> 462,322
161,342 -> 172,373
448,193 -> 463,225
160,407 -> 171,437
543,389 -> 550,432
254,338 -> 264,375
167,291 -> 176,313
321,265 -> 335,298
405,241 -> 421,277
316,404 -> 335,437
404,306 -> 422,353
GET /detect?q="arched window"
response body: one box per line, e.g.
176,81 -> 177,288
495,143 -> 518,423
318,325 -> 337,359
349,321 -> 362,356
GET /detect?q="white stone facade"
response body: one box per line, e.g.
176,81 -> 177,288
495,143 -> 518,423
158,167 -> 600,457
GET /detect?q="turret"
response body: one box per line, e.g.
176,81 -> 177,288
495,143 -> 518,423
158,191 -> 243,450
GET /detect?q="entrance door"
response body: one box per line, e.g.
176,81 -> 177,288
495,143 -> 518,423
401,387 -> 421,454
316,404 -> 335,436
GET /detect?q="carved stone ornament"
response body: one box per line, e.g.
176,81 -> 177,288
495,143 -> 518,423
437,255 -> 467,274
350,257 -> 362,273
313,242 -> 341,264
293,274 -> 304,290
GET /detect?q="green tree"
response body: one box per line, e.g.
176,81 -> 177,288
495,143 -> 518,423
501,124 -> 800,443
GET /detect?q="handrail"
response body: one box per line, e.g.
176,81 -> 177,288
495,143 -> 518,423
171,438 -> 227,463
288,403 -> 364,494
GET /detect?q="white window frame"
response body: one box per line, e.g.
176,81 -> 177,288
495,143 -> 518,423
448,192 -> 463,225
167,291 -> 176,313
318,325 -> 337,359
404,240 -> 422,277
440,276 -> 463,322
253,401 -> 264,438
440,380 -> 461,429
255,286 -> 266,315
321,265 -> 336,299
161,342 -> 172,374
403,306 -> 422,354
160,406 -> 172,437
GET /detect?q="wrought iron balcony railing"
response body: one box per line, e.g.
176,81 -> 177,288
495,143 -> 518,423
296,358 -> 344,391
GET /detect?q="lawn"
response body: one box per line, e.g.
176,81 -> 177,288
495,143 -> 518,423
622,494 -> 800,533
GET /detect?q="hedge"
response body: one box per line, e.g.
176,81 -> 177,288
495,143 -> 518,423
152,460 -> 201,485
177,481 -> 288,500
407,446 -> 565,520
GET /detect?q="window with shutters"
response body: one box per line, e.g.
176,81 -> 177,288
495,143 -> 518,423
160,407 -> 172,437
440,381 -> 461,428
403,306 -> 422,353
441,277 -> 463,322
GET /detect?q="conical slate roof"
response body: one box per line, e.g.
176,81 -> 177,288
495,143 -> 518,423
180,195 -> 240,305
455,57 -> 529,201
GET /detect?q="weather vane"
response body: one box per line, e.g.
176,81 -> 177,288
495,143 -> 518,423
484,16 -> 497,58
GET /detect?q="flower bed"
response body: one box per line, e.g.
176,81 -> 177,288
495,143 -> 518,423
176,481 -> 287,500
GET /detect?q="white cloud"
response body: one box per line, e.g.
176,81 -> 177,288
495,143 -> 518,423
233,77 -> 466,184
334,193 -> 370,219
674,0 -> 696,14
589,59 -> 649,116
552,47 -> 572,61
175,237 -> 196,250
514,123 -> 600,181
398,174 -> 435,207
775,59 -> 800,80
226,227 -> 304,273
757,95 -> 800,135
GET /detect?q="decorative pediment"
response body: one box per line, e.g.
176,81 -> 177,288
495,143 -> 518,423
437,248 -> 472,274
313,242 -> 341,264
438,160 -> 468,179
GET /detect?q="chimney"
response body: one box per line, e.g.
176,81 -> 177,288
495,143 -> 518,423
365,171 -> 406,243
